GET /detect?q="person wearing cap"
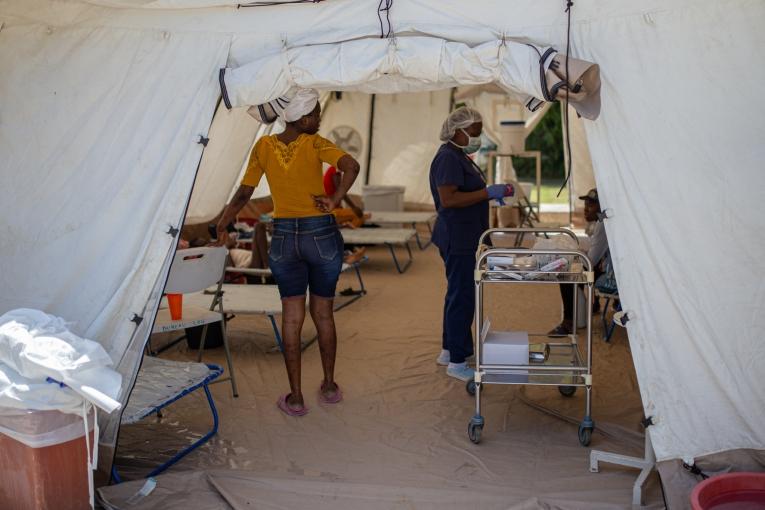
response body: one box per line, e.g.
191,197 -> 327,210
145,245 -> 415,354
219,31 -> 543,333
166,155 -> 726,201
430,107 -> 515,382
216,88 -> 360,417
549,188 -> 609,335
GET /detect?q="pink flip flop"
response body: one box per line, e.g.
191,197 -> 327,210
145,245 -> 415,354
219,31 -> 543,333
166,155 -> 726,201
318,383 -> 343,404
277,394 -> 308,416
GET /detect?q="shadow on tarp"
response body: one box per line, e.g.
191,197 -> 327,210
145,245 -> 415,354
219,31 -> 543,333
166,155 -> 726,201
98,469 -> 665,510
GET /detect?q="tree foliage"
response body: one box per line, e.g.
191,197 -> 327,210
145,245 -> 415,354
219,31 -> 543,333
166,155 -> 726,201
512,102 -> 564,180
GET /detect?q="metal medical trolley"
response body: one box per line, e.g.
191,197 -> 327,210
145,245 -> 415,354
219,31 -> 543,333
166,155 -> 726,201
466,227 -> 595,446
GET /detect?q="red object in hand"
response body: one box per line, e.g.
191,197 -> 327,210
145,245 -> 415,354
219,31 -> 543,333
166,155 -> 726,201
166,294 -> 183,321
505,184 -> 515,197
323,166 -> 338,196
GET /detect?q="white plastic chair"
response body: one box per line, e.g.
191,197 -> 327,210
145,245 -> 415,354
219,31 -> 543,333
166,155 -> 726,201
152,247 -> 238,397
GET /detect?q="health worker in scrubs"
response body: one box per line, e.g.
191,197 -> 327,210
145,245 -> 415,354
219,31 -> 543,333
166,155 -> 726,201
429,107 -> 514,382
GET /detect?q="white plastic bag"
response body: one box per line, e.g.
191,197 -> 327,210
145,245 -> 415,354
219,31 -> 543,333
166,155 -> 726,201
533,234 -> 579,267
0,309 -> 122,413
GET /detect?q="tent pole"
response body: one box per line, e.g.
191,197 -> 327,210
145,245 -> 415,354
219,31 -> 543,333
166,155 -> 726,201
364,94 -> 376,185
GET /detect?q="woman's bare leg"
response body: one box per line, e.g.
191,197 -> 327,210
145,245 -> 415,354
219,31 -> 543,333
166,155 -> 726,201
281,295 -> 306,406
309,294 -> 339,399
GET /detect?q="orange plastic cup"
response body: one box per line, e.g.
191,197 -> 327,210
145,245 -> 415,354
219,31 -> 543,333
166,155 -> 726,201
166,293 -> 183,321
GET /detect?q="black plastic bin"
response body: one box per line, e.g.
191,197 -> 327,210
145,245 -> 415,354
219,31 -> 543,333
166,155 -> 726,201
185,322 -> 224,350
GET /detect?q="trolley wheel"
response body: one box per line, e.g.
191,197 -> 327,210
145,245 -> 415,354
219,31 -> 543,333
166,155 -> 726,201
578,424 -> 593,446
558,385 -> 577,397
468,422 -> 483,444
466,380 -> 477,396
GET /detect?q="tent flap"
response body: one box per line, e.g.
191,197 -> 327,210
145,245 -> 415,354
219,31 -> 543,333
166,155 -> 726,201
221,37 -> 591,118
0,22 -> 231,448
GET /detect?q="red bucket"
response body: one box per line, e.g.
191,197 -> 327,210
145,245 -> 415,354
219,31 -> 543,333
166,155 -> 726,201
691,472 -> 765,510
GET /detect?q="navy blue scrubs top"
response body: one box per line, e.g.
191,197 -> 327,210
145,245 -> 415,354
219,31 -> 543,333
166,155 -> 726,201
429,143 -> 489,255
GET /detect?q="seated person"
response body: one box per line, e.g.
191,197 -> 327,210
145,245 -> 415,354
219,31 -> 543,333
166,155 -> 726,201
225,222 -> 270,271
209,221 -> 272,283
549,188 -> 609,335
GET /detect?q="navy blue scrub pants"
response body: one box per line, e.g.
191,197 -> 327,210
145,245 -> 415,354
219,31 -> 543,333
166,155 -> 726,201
439,247 -> 475,364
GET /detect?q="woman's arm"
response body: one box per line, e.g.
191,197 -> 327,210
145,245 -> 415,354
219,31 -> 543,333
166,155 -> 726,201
315,154 -> 360,212
214,185 -> 255,245
437,184 -> 489,209
333,155 -> 360,204
342,194 -> 364,219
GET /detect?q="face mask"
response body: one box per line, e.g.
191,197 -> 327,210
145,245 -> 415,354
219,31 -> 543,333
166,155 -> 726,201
459,129 -> 482,154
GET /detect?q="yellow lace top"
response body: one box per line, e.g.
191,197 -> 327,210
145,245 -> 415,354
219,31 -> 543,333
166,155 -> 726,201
241,134 -> 348,218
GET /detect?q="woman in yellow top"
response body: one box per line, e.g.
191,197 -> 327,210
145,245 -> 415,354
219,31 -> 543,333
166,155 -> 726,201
216,89 -> 360,416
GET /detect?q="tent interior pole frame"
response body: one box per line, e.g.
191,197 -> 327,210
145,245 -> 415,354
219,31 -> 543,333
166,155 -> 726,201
364,94 -> 376,186
589,432 -> 657,506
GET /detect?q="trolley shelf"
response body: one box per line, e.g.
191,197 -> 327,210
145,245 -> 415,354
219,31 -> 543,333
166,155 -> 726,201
484,271 -> 590,284
467,227 -> 596,447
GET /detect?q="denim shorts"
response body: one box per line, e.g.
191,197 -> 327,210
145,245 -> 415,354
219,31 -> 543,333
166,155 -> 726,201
269,214 -> 344,299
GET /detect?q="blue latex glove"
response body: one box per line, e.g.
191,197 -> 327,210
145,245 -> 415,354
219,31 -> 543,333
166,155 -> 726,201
486,184 -> 507,200
486,184 -> 514,205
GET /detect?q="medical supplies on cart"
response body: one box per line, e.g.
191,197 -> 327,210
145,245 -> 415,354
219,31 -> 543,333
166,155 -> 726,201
467,228 -> 596,447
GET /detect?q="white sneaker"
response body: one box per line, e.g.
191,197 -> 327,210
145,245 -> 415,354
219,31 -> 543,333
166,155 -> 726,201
437,351 -> 474,366
446,363 -> 475,382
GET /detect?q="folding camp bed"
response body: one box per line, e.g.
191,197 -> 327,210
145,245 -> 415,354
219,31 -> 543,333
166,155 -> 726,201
340,228 -> 416,273
224,259 -> 367,311
366,211 -> 436,249
112,356 -> 222,482
149,247 -> 238,396
184,284 -> 291,352
185,261 -> 365,353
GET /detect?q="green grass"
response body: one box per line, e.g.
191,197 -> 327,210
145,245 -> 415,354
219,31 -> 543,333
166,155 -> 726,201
523,180 -> 569,205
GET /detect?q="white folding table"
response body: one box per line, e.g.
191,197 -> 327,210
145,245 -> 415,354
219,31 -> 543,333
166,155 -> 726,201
341,228 -> 416,273
367,211 -> 436,250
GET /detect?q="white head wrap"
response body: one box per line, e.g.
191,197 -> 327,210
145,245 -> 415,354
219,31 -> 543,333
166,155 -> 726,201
439,107 -> 483,142
282,88 -> 319,123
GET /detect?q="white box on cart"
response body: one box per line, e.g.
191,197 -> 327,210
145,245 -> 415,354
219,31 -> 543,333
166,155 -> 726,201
482,330 -> 529,365
480,324 -> 530,384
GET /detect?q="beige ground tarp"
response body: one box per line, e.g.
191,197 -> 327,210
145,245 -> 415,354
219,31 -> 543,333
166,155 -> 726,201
102,242 -> 664,509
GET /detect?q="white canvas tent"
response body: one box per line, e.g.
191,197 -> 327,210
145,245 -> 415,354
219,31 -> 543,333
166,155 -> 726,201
1,0 -> 764,506
187,86 -> 556,223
